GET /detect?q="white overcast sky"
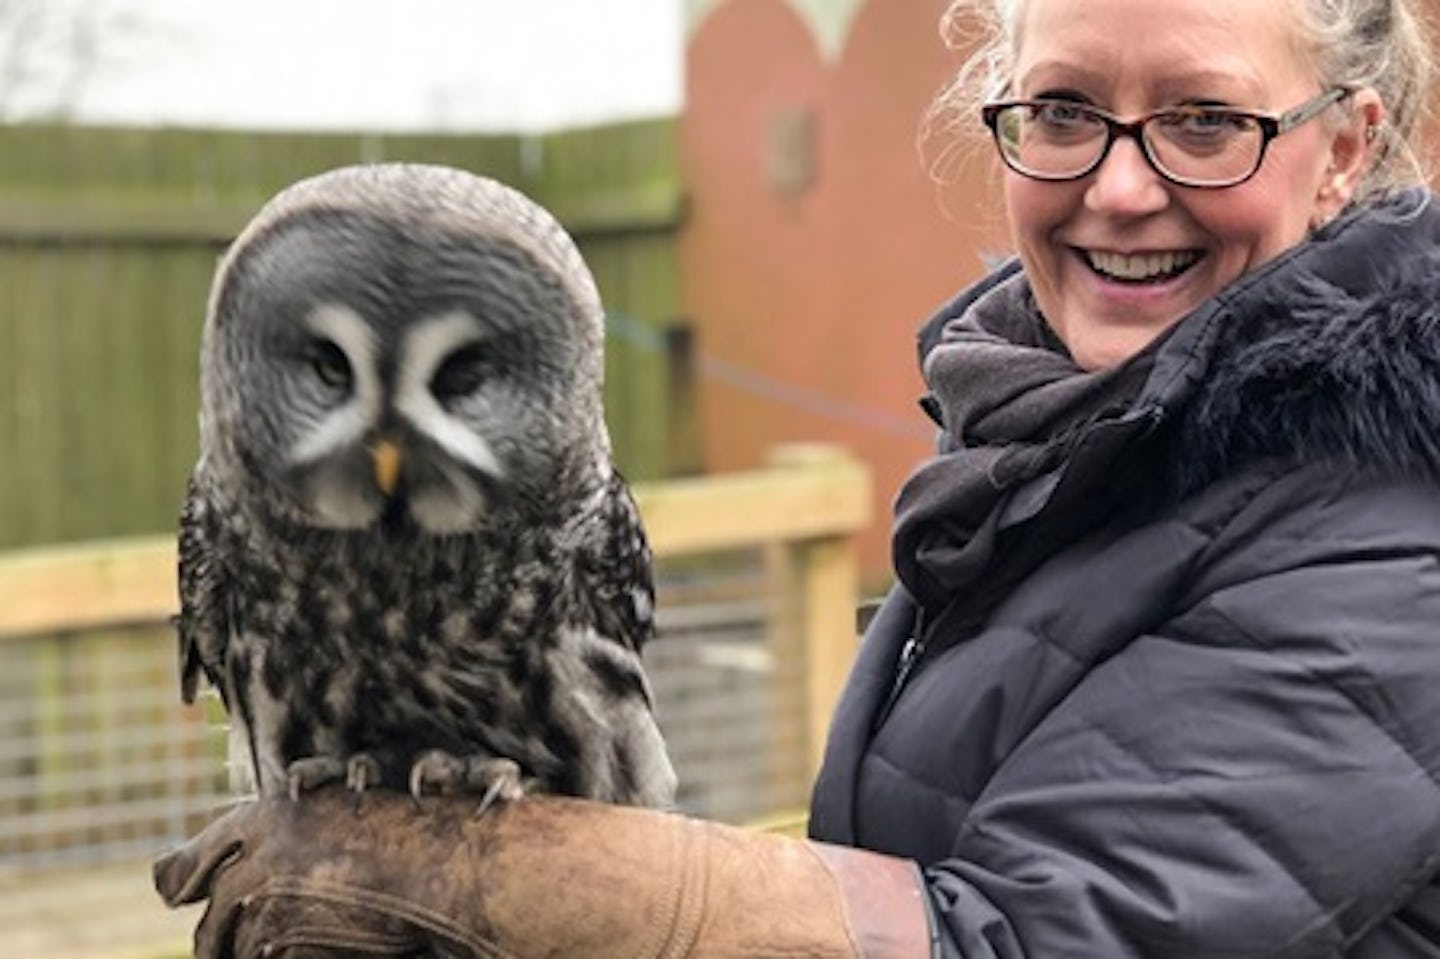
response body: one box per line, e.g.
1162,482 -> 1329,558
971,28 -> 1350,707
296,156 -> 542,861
53,0 -> 684,132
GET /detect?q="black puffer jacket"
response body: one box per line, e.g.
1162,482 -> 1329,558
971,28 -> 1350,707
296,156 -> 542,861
810,191 -> 1440,957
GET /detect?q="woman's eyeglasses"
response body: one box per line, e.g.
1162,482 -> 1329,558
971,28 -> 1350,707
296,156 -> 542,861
981,87 -> 1351,189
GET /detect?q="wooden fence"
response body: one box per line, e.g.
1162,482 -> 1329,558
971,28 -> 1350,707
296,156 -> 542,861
0,445 -> 870,959
0,119 -> 689,554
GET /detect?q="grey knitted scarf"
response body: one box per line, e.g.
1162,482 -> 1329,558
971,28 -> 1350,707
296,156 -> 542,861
892,273 -> 1155,611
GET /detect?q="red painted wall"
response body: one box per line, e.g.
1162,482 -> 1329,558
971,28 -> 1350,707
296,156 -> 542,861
680,0 -> 1009,581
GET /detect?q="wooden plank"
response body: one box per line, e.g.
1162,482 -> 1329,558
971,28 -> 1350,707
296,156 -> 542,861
797,534 -> 860,773
0,857 -> 192,959
545,181 -> 685,237
0,538 -> 177,639
0,242 -> 205,550
10,247 -> 66,545
635,448 -> 871,555
0,197 -> 247,246
763,533 -> 859,780
0,123 -> 525,195
0,448 -> 870,640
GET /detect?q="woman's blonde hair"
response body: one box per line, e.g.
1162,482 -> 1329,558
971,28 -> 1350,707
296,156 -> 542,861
924,0 -> 1436,201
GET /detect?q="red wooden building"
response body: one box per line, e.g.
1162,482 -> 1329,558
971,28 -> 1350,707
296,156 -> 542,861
681,0 -> 1009,579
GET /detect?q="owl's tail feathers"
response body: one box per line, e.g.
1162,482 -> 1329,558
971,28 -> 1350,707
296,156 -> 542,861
154,787 -> 937,957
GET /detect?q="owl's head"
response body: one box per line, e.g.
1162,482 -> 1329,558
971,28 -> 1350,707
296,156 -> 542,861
199,164 -> 610,535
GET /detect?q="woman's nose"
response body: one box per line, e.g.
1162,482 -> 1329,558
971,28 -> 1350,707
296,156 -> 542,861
1083,137 -> 1171,216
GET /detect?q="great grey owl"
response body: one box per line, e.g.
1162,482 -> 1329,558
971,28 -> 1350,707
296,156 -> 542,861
175,163 -> 676,809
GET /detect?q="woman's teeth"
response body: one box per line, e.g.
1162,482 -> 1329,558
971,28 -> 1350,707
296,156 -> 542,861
1086,250 -> 1200,282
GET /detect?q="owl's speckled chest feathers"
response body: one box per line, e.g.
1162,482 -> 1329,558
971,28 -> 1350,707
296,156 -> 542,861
220,508 -> 590,792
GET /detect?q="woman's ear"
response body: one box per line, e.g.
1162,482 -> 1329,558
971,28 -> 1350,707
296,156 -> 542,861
1312,88 -> 1386,226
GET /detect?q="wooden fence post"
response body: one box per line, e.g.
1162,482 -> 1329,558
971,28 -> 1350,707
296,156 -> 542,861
764,445 -> 869,778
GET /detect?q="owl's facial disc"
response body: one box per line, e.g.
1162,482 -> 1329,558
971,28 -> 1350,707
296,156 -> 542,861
396,312 -> 503,480
283,305 -> 509,535
284,304 -> 385,529
390,312 -> 506,534
289,303 -> 382,452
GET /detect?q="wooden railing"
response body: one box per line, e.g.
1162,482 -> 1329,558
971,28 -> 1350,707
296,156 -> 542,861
0,443 -> 871,778
0,446 -> 871,959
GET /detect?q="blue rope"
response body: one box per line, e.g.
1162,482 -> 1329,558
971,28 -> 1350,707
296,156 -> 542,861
605,312 -> 933,441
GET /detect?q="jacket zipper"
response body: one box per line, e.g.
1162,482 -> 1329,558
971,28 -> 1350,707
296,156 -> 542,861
872,608 -> 926,732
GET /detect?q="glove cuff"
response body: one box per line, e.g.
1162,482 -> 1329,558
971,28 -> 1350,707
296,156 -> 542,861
811,842 -> 939,958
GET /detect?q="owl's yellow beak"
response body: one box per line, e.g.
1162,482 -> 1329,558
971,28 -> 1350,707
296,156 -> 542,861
371,438 -> 403,496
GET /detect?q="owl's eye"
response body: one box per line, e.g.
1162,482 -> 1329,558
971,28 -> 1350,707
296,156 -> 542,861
308,339 -> 353,393
430,345 -> 487,404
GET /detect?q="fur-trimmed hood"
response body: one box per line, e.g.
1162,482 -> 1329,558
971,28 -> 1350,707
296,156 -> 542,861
1162,190 -> 1440,495
916,189 -> 1440,503
897,190 -> 1440,611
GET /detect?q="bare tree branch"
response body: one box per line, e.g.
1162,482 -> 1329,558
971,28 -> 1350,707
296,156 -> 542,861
0,0 -> 144,121
0,0 -> 48,113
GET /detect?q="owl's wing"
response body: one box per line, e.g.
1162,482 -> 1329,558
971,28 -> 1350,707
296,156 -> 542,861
578,467 -> 656,654
568,466 -> 676,805
176,472 -> 231,706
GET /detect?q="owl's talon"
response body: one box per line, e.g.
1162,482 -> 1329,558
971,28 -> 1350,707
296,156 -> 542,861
409,749 -> 465,799
470,758 -> 527,814
476,774 -> 517,816
284,756 -> 346,801
346,753 -> 383,793
408,750 -> 526,807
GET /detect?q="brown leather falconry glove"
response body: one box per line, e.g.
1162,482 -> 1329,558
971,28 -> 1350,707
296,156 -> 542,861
154,787 -> 937,958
